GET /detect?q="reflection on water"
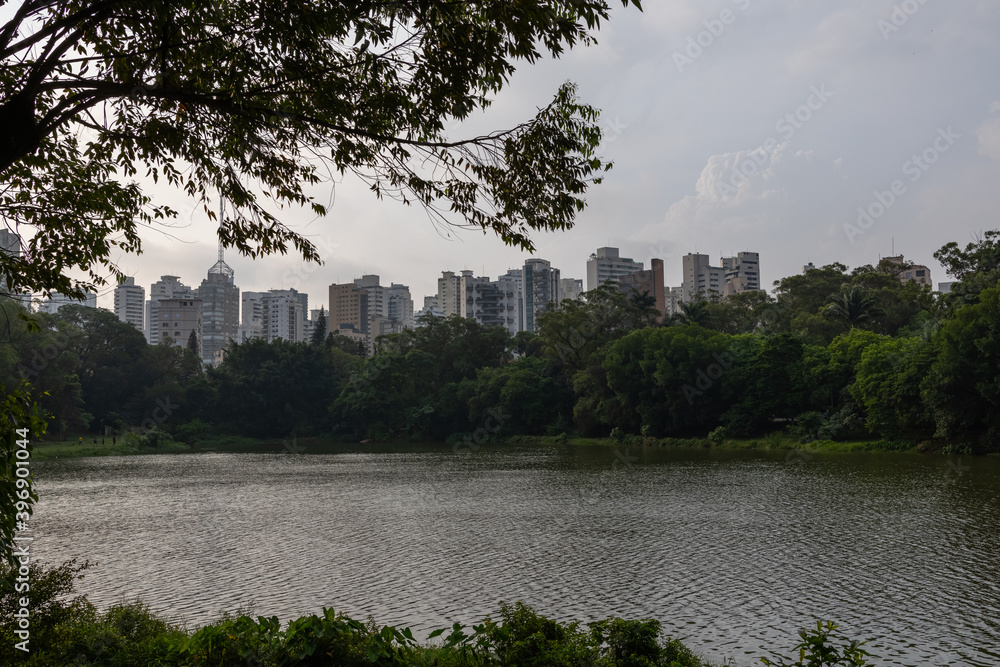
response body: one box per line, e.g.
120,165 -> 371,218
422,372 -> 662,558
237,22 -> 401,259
32,445 -> 1000,666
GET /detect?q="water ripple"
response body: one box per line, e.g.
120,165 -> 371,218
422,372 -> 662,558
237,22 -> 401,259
31,446 -> 1000,666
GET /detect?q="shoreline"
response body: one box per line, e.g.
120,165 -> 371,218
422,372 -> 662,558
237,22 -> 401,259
29,431 -> 991,460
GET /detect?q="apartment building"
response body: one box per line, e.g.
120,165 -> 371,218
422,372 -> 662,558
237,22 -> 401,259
114,277 -> 145,331
522,258 -> 560,333
586,247 -> 643,291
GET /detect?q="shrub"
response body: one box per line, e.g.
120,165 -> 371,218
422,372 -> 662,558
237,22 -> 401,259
760,620 -> 872,667
708,426 -> 728,443
0,558 -> 93,664
790,412 -> 824,444
482,601 -> 595,667
173,418 -> 215,445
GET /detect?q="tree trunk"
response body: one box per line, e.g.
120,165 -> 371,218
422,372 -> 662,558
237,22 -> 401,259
0,90 -> 41,175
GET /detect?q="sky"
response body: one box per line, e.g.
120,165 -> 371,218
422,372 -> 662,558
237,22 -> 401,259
52,1 -> 1000,311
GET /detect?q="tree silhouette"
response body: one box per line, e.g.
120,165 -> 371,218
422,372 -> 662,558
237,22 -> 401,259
311,308 -> 327,346
0,0 -> 640,300
186,329 -> 199,355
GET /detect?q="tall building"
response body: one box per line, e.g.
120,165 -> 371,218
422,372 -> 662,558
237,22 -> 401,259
352,275 -> 411,346
199,248 -> 240,366
239,291 -> 265,342
437,271 -> 464,317
586,247 -> 643,291
414,295 -> 443,326
36,290 -> 97,314
114,277 -> 145,331
678,252 -> 760,302
721,252 -> 761,296
156,297 -> 203,354
522,258 -> 560,333
260,289 -> 305,342
884,255 -> 932,288
619,258 -> 665,320
681,253 -> 724,301
0,229 -> 30,306
497,271 -> 523,335
560,278 -> 584,302
355,274 -> 387,319
329,282 -> 368,339
387,283 -> 414,329
146,276 -> 198,345
666,286 -> 683,317
458,273 -> 515,336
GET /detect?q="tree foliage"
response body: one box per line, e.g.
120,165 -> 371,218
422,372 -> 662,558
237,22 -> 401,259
1,0 -> 640,300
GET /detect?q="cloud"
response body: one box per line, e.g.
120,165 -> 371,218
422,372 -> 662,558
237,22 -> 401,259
637,141 -> 818,245
978,103 -> 1000,160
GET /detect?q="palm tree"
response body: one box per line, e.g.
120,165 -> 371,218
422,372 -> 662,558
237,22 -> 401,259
675,299 -> 713,327
822,285 -> 884,327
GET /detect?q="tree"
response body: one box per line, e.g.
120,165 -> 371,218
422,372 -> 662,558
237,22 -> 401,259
0,0 -> 640,300
822,285 -> 884,328
771,263 -> 850,330
701,290 -> 776,334
310,307 -> 327,346
721,333 -> 812,436
591,325 -> 734,436
186,330 -> 199,356
536,283 -> 657,376
934,229 -> 1000,308
921,280 -> 1000,448
204,339 -> 358,437
850,336 -> 937,439
51,305 -> 147,429
673,299 -> 713,327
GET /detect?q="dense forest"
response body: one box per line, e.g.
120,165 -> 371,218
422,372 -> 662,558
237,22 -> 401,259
3,231 -> 999,453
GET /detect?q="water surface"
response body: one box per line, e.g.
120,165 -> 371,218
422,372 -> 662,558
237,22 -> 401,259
32,444 -> 1000,666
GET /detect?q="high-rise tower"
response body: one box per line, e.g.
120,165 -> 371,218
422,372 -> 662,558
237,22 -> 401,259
199,197 -> 241,365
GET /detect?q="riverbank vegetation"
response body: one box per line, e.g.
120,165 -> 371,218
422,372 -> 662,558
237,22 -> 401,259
1,560 -> 872,667
3,232 -> 1000,456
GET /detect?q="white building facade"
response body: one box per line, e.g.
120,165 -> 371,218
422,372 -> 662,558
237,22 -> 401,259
114,277 -> 145,331
586,247 -> 643,291
146,276 -> 198,345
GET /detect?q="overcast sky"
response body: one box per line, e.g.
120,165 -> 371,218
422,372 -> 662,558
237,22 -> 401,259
78,1 -> 1000,310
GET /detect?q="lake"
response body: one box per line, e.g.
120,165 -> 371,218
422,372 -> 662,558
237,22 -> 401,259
31,444 -> 1000,666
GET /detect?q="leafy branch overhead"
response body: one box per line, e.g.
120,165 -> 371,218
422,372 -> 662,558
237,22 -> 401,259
0,0 -> 640,299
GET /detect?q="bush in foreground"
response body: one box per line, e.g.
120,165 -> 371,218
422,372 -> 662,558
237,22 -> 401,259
1,561 -> 872,666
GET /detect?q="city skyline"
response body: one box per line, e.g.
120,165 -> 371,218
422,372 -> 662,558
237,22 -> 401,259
27,2 -> 994,315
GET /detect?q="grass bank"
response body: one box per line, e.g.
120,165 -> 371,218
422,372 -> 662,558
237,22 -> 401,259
31,438 -> 191,459
506,432 -> 925,454
33,428 -> 980,460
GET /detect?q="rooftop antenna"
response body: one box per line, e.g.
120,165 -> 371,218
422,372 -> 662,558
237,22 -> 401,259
218,197 -> 225,264
208,193 -> 234,282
